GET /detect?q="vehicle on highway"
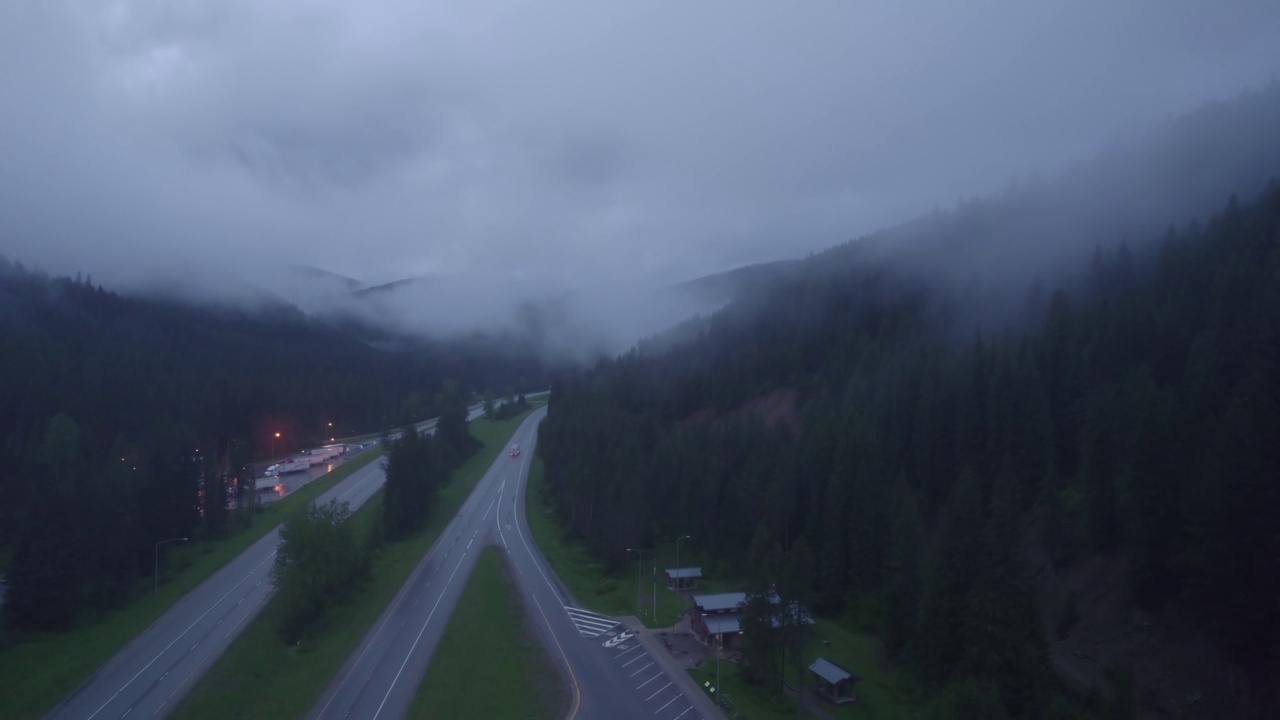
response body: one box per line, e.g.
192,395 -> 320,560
275,457 -> 312,474
510,444 -> 520,458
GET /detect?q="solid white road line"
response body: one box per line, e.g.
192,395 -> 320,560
637,671 -> 664,690
622,652 -> 649,667
509,436 -> 564,604
671,706 -> 693,720
629,661 -> 655,678
371,547 -> 471,720
85,552 -> 276,720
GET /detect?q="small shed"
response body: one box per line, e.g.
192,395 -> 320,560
808,657 -> 860,704
665,567 -> 703,591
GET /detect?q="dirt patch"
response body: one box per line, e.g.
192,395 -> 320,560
677,386 -> 801,436
1025,530 -> 1256,719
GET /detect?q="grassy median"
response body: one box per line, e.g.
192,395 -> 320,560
0,446 -> 385,720
408,545 -> 566,720
524,457 -> 689,627
170,412 -> 534,720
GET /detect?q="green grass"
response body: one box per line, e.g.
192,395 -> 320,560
524,458 -> 690,627
170,412 -> 536,720
786,619 -> 917,719
408,546 -> 566,720
0,446 -> 385,720
687,621 -> 916,720
688,665 -> 798,720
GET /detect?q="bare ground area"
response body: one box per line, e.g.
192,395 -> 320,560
678,386 -> 801,435
1025,534 -> 1266,719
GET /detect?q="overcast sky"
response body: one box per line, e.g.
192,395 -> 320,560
3,1 -> 1280,302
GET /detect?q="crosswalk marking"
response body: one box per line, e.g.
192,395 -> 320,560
564,606 -> 620,637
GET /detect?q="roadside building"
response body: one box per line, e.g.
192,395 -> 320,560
665,567 -> 703,591
692,590 -> 816,650
692,592 -> 746,649
808,657 -> 861,704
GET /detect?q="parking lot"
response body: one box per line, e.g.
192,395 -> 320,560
594,627 -> 704,720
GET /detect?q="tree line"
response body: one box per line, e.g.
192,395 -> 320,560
0,262 -> 543,634
538,180 -> 1280,717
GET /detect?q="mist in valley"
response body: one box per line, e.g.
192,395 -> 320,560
4,2 -> 1280,359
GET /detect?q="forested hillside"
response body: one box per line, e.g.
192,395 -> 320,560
0,261 -> 545,632
538,174 -> 1280,718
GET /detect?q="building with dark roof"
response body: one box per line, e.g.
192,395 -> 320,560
808,657 -> 861,704
691,592 -> 747,649
664,567 -> 703,591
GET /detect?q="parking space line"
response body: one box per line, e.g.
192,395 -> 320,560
637,671 -> 664,690
654,695 -> 680,714
621,652 -> 649,667
672,706 -> 693,719
629,661 -> 654,677
645,681 -> 673,701
614,644 -> 643,659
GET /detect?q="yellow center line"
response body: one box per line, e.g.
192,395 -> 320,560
511,560 -> 582,720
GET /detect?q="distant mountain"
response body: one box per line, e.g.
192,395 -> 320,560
671,260 -> 801,308
286,264 -> 363,291
351,276 -> 424,298
659,81 -> 1280,330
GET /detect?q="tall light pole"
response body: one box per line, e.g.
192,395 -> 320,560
626,547 -> 642,617
272,432 -> 281,460
675,534 -> 691,592
155,537 -> 189,597
716,639 -> 722,708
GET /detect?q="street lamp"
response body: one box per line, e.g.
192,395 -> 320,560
675,534 -> 691,592
155,537 -> 189,597
272,432 -> 281,459
626,547 -> 642,616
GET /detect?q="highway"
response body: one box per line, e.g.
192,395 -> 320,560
311,406 -> 718,720
48,405 -> 488,720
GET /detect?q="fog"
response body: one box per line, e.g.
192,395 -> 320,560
3,1 -> 1279,353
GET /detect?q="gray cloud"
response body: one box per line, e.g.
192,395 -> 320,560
3,0 -> 1280,349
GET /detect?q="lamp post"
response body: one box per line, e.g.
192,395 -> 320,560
155,537 -> 189,597
272,432 -> 280,460
626,547 -> 642,616
675,534 -> 691,592
716,640 -> 722,708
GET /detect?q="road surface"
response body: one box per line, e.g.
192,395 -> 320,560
311,407 -> 717,720
501,409 -> 719,720
48,405 -> 489,720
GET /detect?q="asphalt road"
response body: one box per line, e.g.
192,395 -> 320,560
311,406 -> 717,720
48,405 -> 488,720
307,412 -> 540,720
500,409 -> 719,720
